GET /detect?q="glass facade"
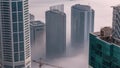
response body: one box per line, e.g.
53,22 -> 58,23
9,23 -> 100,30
89,33 -> 120,68
0,0 -> 31,68
71,4 -> 94,48
46,10 -> 66,58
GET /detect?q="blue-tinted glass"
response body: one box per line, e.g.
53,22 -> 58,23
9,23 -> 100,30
17,2 -> 23,11
14,53 -> 19,62
13,23 -> 17,32
4,65 -> 12,68
12,2 -> 17,11
14,43 -> 18,52
12,13 -> 17,22
19,42 -> 24,51
19,32 -> 24,41
18,12 -> 23,21
19,23 -> 23,32
13,33 -> 18,42
20,52 -> 24,61
15,65 -> 24,68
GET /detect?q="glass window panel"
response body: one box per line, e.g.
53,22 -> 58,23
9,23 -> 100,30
20,52 -> 24,61
18,12 -> 23,21
19,23 -> 23,32
17,2 -> 23,11
14,43 -> 18,52
13,33 -> 18,42
19,32 -> 24,41
12,2 -> 17,11
19,42 -> 24,51
13,23 -> 18,32
12,13 -> 17,22
14,53 -> 19,62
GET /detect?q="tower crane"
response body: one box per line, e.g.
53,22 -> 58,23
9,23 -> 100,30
32,58 -> 63,68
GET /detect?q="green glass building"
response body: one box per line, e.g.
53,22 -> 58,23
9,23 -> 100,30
89,33 -> 120,68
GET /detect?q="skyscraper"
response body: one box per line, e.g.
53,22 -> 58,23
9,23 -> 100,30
89,27 -> 120,68
112,5 -> 120,39
46,9 -> 66,58
0,0 -> 31,68
30,21 -> 44,46
71,4 -> 94,47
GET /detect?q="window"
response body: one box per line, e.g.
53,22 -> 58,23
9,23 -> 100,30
18,12 -> 23,21
12,13 -> 17,22
19,23 -> 23,32
13,33 -> 18,42
19,32 -> 24,41
12,2 -> 17,12
13,23 -> 18,32
20,52 -> 24,61
17,2 -> 23,11
19,42 -> 24,51
14,43 -> 18,52
97,44 -> 102,49
14,53 -> 19,62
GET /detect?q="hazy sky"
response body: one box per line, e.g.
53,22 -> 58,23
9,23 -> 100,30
30,0 -> 120,68
29,0 -> 120,32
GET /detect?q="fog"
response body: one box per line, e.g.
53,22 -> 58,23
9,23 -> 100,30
30,0 -> 120,68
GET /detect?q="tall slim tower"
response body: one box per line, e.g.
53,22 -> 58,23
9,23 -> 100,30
112,5 -> 120,39
30,21 -> 44,46
71,4 -> 94,47
46,9 -> 66,58
0,0 -> 31,68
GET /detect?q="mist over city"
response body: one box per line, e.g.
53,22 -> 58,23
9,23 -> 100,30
29,0 -> 119,68
0,0 -> 120,68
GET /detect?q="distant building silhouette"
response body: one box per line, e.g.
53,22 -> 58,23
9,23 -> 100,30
30,21 -> 45,46
112,5 -> 120,39
46,9 -> 66,58
71,4 -> 94,47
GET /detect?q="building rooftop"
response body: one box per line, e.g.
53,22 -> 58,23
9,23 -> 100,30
93,27 -> 120,46
30,21 -> 45,27
50,4 -> 64,12
47,9 -> 66,16
72,4 -> 91,11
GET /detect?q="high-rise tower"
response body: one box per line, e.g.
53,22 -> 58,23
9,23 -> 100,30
0,0 -> 31,68
46,9 -> 66,58
71,4 -> 94,47
30,21 -> 44,46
